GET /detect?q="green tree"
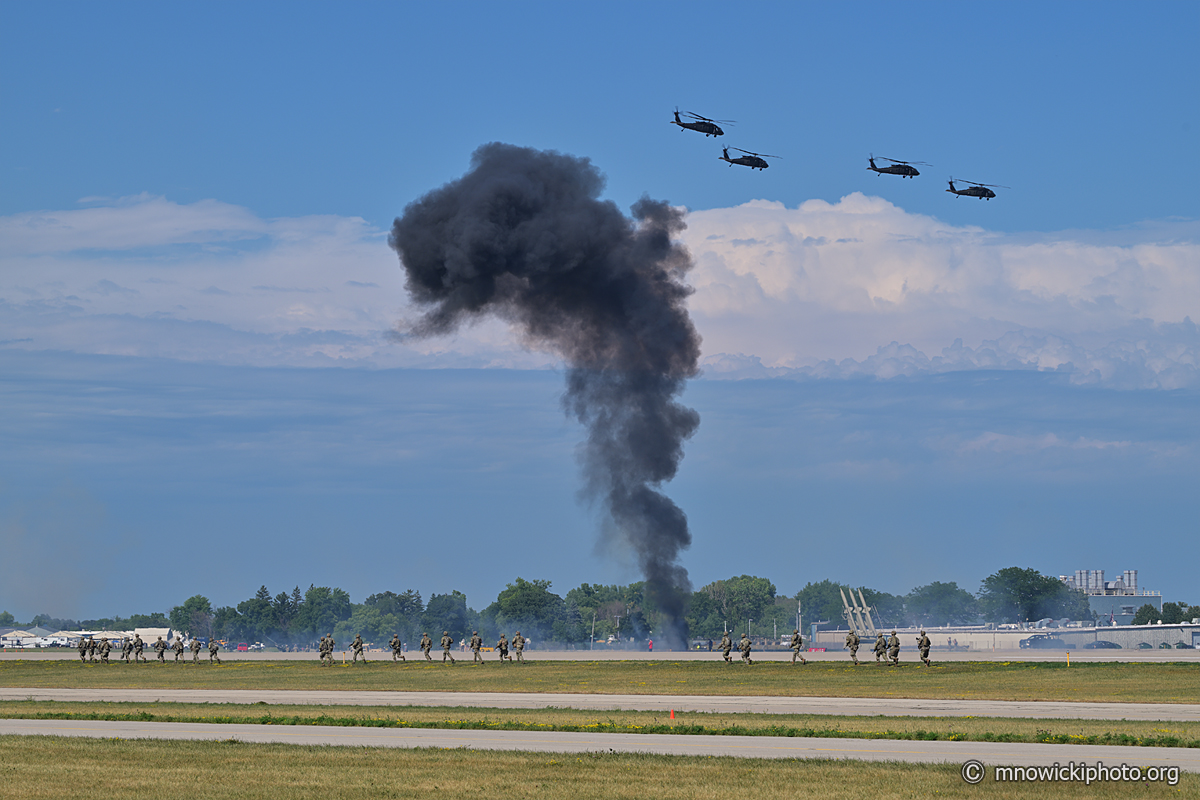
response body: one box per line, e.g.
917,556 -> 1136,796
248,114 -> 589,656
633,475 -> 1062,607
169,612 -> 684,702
30,614 -> 78,631
978,567 -> 1092,623
697,576 -> 776,636
794,580 -> 854,629
1159,601 -> 1196,625
423,591 -> 470,641
0,611 -> 16,626
169,595 -> 213,636
1131,604 -> 1158,625
906,582 -> 978,626
293,585 -> 352,640
485,578 -> 567,642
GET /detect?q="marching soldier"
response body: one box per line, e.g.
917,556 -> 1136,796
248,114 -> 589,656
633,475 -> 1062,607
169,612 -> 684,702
873,632 -> 886,664
739,632 -> 753,665
887,631 -> 900,666
511,631 -> 525,664
718,631 -> 732,663
351,634 -> 366,664
99,637 -> 111,664
789,629 -> 807,665
469,631 -> 483,663
844,629 -> 860,665
496,633 -> 509,662
390,634 -> 405,661
325,634 -> 336,665
440,631 -> 456,664
190,637 -> 202,663
88,636 -> 99,662
419,632 -> 433,661
122,637 -> 134,663
317,635 -> 328,665
154,636 -> 168,663
77,637 -> 88,663
208,638 -> 221,664
172,636 -> 185,662
133,634 -> 145,663
917,630 -> 932,666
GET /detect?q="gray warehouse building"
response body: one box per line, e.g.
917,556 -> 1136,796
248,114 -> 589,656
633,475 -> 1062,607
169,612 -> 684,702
1060,569 -> 1162,625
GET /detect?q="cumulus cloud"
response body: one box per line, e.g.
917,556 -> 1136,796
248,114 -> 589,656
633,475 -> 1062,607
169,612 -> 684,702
1,192 -> 1196,385
681,194 -> 1199,387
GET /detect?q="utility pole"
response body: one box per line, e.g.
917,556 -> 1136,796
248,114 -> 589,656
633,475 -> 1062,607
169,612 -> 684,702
591,612 -> 596,651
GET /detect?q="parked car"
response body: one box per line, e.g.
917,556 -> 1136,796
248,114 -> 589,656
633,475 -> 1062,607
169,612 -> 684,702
1019,634 -> 1068,649
1137,642 -> 1153,649
236,642 -> 249,651
1083,640 -> 1122,649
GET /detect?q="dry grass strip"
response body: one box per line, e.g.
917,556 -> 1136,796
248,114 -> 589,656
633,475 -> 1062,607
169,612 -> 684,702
1,736 -> 1195,800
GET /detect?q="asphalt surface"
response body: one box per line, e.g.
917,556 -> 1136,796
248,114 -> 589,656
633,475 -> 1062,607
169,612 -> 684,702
4,649 -> 1199,662
3,688 -> 1198,721
2,718 -> 1195,772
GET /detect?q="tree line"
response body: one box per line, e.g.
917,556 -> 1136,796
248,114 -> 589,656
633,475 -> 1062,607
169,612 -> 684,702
4,566 -> 1193,646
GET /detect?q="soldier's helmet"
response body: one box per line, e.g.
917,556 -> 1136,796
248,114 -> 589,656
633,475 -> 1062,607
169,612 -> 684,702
793,629 -> 799,633
443,631 -> 449,635
741,632 -> 748,637
921,630 -> 926,635
891,631 -> 896,635
473,630 -> 478,635
515,631 -> 520,635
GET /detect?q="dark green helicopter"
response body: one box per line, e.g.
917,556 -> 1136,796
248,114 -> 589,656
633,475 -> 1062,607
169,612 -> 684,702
670,109 -> 734,137
946,177 -> 1009,200
867,154 -> 929,178
719,147 -> 779,170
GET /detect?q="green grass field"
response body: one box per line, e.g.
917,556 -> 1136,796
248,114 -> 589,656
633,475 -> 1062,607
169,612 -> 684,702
1,700 -> 1196,748
2,659 -> 1198,703
0,736 -> 1192,800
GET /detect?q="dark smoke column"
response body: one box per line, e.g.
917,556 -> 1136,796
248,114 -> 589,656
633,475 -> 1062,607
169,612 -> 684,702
390,143 -> 701,648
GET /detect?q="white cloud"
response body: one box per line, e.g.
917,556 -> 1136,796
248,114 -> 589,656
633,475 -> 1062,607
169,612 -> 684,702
681,194 -> 1200,388
1,192 -> 1197,385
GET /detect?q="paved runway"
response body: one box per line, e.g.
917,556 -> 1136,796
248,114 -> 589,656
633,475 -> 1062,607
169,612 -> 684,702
4,649 -> 1198,662
3,688 -> 1197,721
2,718 -> 1195,772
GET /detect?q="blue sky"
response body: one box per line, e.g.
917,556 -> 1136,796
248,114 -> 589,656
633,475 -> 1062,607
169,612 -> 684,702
1,2 -> 1197,621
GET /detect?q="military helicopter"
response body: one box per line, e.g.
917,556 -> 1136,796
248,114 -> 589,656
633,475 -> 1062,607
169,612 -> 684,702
718,147 -> 779,170
946,177 -> 1010,200
670,109 -> 733,137
867,154 -> 929,178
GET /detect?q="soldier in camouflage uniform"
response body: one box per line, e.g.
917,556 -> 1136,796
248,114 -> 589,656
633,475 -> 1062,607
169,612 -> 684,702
718,631 -> 732,663
511,631 -> 525,664
739,633 -> 753,665
419,632 -> 433,661
122,637 -> 134,663
496,633 -> 509,662
844,630 -> 860,665
469,631 -> 483,663
389,634 -> 405,661
887,631 -> 900,666
77,637 -> 88,662
917,630 -> 931,666
351,634 -> 366,664
789,629 -> 807,665
325,635 -> 336,665
208,638 -> 221,664
133,634 -> 145,663
873,632 -> 886,664
172,636 -> 184,662
190,637 -> 202,663
88,636 -> 99,662
440,631 -> 456,664
99,637 -> 111,664
154,636 -> 168,663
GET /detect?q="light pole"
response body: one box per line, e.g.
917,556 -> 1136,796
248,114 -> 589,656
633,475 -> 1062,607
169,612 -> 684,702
748,618 -> 753,638
591,612 -> 596,651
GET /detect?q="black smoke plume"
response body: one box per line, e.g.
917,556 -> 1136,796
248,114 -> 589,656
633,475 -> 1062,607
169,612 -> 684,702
389,143 -> 701,648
